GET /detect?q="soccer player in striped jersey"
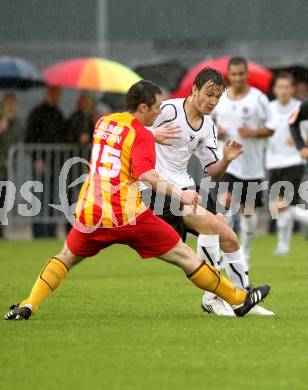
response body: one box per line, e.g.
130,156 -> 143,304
4,80 -> 270,321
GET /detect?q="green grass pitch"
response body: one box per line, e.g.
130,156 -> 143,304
1,234 -> 308,390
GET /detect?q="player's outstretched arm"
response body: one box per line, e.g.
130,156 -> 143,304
149,123 -> 183,145
138,169 -> 200,209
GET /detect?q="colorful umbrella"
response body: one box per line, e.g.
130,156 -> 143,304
172,56 -> 273,98
43,57 -> 142,93
0,56 -> 44,89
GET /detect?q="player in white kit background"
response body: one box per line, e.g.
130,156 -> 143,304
147,67 -> 273,316
213,57 -> 275,264
265,72 -> 304,255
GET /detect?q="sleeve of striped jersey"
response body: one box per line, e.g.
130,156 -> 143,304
257,93 -> 275,130
131,127 -> 156,178
150,103 -> 177,129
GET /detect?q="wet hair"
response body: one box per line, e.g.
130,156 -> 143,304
193,67 -> 227,91
274,72 -> 295,86
227,57 -> 248,70
126,80 -> 162,112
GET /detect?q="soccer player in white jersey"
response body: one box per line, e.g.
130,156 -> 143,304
213,57 -> 275,264
265,73 -> 304,255
148,67 -> 273,316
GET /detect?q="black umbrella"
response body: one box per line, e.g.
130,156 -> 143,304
133,61 -> 187,92
0,56 -> 45,89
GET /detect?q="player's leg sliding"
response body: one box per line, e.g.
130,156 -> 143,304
189,262 -> 245,304
197,234 -> 235,316
223,249 -> 272,316
198,236 -> 274,316
4,257 -> 68,320
198,231 -> 250,316
188,262 -> 270,317
191,211 -> 246,316
196,246 -> 271,317
223,249 -> 249,289
197,235 -> 220,268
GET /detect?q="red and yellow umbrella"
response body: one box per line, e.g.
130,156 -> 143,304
43,57 -> 142,93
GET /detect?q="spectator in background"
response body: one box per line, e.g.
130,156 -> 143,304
265,73 -> 304,256
24,86 -> 65,238
0,94 -> 23,238
65,93 -> 96,145
64,93 -> 97,233
294,81 -> 308,101
25,86 -> 64,144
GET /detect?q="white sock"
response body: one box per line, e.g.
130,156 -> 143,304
197,234 -> 220,269
276,208 -> 293,249
197,234 -> 220,301
223,248 -> 249,290
240,213 -> 258,264
291,206 -> 308,225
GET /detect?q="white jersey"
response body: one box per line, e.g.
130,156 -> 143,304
265,98 -> 304,169
213,87 -> 274,179
151,98 -> 220,189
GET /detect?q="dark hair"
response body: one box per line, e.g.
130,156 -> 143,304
193,67 -> 227,91
227,57 -> 248,70
126,80 -> 162,112
274,72 -> 295,86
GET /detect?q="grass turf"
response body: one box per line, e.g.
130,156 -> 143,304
1,234 -> 308,390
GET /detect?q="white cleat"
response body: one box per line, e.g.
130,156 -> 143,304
247,304 -> 275,316
273,245 -> 289,256
201,294 -> 235,317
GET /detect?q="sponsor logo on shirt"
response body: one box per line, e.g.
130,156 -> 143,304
94,121 -> 125,144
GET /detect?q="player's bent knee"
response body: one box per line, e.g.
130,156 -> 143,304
197,214 -> 219,235
229,232 -> 240,250
159,240 -> 201,274
222,229 -> 240,251
55,242 -> 85,269
217,216 -> 240,251
216,213 -> 229,227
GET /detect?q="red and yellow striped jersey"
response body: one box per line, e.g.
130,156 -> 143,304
75,112 -> 155,228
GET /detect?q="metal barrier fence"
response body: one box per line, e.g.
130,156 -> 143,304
6,143 -> 91,225
4,143 -> 308,235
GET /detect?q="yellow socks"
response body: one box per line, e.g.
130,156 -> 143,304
188,263 -> 247,306
20,257 -> 68,313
